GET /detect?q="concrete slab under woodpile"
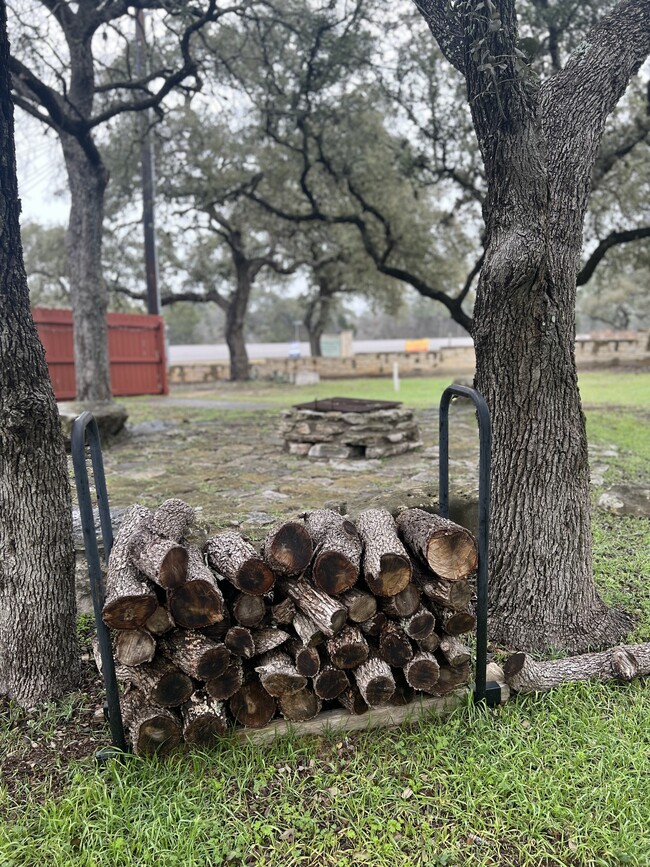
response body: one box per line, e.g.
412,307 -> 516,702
281,397 -> 423,460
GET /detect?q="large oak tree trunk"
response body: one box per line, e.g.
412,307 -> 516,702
414,0 -> 650,653
0,4 -> 80,702
61,135 -> 111,401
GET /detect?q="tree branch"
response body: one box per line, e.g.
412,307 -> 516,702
412,0 -> 465,73
577,225 -> 650,285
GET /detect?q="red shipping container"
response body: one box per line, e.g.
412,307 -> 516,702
32,307 -> 169,401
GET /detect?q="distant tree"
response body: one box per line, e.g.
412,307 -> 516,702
9,0 -> 242,401
0,0 -> 79,705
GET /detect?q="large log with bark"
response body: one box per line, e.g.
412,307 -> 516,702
404,652 -> 440,693
167,546 -> 224,628
281,579 -> 347,637
114,629 -> 156,667
158,629 -> 230,680
205,531 -> 275,596
304,509 -> 362,595
278,687 -> 322,722
206,658 -> 244,701
121,689 -> 182,757
181,691 -> 228,746
117,656 -> 194,708
151,498 -> 195,543
379,621 -> 414,668
326,625 -> 369,670
262,521 -> 313,576
356,509 -> 412,596
354,656 -> 396,707
255,650 -> 307,697
102,505 -> 158,629
503,643 -> 650,693
229,673 -> 277,728
396,509 -> 478,580
128,518 -> 189,589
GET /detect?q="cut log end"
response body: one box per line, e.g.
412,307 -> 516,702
102,596 -> 158,631
136,714 -> 183,757
168,581 -> 224,629
367,553 -> 412,597
264,523 -> 313,576
160,546 -> 190,589
426,530 -> 477,581
237,561 -> 275,596
229,678 -> 277,728
313,551 -> 358,595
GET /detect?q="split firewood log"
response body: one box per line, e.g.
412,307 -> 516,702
253,628 -> 290,656
278,687 -> 322,722
378,621 -> 414,669
102,505 -> 158,629
151,498 -> 195,543
255,650 -> 307,697
232,593 -> 267,628
434,607 -> 476,636
229,673 -> 277,728
439,635 -> 472,668
400,605 -> 436,640
205,531 -> 274,596
116,656 -> 194,707
114,629 -> 156,667
358,611 -> 387,638
353,656 -> 396,707
292,611 -> 326,647
403,651 -> 440,693
340,588 -> 377,623
121,688 -> 182,757
128,516 -> 189,589
271,596 -> 296,626
326,625 -> 369,670
396,508 -> 478,580
338,685 -> 368,716
281,579 -> 347,637
304,509 -> 361,595
145,605 -> 175,636
262,521 -> 313,576
167,546 -> 224,628
206,658 -> 244,701
356,509 -> 411,596
380,582 -> 421,619
312,664 -> 349,700
158,629 -> 230,681
181,691 -> 228,746
225,626 -> 255,659
503,643 -> 650,694
286,639 -> 321,678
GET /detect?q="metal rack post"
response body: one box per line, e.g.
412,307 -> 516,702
438,385 -> 501,706
71,412 -> 127,753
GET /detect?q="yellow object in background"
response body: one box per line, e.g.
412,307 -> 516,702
404,338 -> 430,353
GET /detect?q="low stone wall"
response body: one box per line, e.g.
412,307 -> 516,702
168,333 -> 649,384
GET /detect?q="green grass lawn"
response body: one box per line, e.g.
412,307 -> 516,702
1,370 -> 649,866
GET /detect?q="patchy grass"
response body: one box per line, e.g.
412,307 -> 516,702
1,681 -> 650,866
1,370 -> 649,865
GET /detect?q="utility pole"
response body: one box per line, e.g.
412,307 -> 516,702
134,9 -> 161,315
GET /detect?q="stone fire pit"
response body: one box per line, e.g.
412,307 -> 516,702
280,397 -> 422,460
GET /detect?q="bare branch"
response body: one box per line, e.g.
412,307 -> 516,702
577,225 -> 650,285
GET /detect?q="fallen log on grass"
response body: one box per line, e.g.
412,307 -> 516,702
503,643 -> 650,693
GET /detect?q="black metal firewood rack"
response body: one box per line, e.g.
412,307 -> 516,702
71,384 -> 500,755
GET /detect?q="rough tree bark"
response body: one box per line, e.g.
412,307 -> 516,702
414,0 -> 650,652
0,2 -> 80,704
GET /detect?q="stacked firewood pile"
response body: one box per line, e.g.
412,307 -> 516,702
100,499 -> 478,756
